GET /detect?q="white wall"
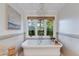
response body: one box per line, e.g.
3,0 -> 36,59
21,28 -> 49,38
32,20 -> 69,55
0,4 -> 24,55
0,4 -> 24,35
24,10 -> 58,38
58,4 -> 79,55
0,3 -> 59,55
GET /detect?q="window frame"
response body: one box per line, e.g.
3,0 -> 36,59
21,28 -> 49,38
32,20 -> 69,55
26,16 -> 55,37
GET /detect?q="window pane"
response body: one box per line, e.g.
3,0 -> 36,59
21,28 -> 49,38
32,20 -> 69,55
47,19 -> 53,36
37,20 -> 44,36
28,20 -> 35,36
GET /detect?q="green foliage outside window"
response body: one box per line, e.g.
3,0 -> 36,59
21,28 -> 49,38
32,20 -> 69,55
37,20 -> 44,36
47,19 -> 53,36
28,20 -> 35,36
28,19 -> 53,36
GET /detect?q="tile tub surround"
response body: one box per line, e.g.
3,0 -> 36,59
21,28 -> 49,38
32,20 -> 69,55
58,32 -> 79,39
0,33 -> 23,40
22,39 -> 63,56
58,32 -> 79,56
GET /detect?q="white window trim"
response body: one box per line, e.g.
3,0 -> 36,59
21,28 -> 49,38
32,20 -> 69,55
26,19 -> 53,37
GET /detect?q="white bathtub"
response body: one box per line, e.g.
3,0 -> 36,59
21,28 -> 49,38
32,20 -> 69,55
22,39 -> 62,56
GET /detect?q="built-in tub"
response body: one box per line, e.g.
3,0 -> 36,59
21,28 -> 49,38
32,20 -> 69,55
22,39 -> 62,56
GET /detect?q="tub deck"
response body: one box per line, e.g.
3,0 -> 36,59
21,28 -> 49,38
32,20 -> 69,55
22,39 -> 62,56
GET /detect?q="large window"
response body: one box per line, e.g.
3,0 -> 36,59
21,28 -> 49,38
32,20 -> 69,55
37,20 -> 44,36
28,19 -> 35,36
27,17 -> 54,36
47,19 -> 53,36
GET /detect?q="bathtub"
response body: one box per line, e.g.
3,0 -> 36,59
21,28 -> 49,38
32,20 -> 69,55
22,39 -> 62,56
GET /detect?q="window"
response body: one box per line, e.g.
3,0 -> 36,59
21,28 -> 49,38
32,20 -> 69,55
27,16 -> 54,37
37,20 -> 44,36
28,19 -> 35,36
47,19 -> 53,36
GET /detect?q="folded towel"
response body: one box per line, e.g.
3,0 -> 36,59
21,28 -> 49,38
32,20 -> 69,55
0,49 -> 3,56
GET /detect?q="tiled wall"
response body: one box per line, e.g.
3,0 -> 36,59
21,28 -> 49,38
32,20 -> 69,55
58,32 -> 79,56
0,34 -> 24,56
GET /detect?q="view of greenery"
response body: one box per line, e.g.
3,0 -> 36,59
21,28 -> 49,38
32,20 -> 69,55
28,20 -> 35,36
28,19 -> 53,36
37,20 -> 44,36
47,19 -> 53,36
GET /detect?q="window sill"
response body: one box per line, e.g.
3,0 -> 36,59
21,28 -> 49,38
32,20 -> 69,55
25,36 -> 52,39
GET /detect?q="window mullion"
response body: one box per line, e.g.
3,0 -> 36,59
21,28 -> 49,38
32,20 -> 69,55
27,20 -> 29,36
35,20 -> 38,36
44,19 -> 47,36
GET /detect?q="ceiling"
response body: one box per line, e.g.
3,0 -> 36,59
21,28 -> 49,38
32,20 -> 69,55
8,3 -> 65,16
